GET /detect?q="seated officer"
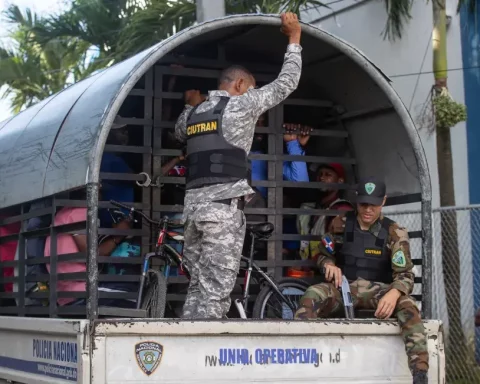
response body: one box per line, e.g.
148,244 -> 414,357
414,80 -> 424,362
294,177 -> 429,384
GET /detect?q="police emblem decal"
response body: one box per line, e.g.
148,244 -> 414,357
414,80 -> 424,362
392,250 -> 407,268
135,341 -> 163,376
365,182 -> 376,195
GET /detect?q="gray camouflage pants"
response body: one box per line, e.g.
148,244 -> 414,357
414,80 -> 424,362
181,200 -> 246,319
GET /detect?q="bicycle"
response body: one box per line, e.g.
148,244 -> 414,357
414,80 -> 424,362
110,200 -> 310,319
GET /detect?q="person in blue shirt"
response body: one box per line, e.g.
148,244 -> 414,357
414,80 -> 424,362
250,118 -> 311,198
99,116 -> 135,228
250,117 -> 312,256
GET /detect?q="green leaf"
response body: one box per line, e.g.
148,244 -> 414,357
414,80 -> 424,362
381,0 -> 414,41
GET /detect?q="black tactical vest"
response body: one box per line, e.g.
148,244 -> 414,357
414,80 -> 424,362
336,211 -> 394,284
185,96 -> 248,190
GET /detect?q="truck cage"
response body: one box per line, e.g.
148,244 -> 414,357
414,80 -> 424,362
0,14 -> 432,321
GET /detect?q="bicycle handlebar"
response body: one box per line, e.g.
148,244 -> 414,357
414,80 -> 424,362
110,200 -> 158,225
109,200 -> 184,229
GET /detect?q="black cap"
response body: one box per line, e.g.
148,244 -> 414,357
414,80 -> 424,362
356,176 -> 386,205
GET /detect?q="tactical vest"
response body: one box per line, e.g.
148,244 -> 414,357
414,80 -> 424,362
185,96 -> 248,190
336,211 -> 393,284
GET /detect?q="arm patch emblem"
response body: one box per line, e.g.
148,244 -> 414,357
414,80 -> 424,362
392,250 -> 406,267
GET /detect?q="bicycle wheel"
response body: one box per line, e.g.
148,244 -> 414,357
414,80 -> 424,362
141,269 -> 167,318
252,278 -> 310,319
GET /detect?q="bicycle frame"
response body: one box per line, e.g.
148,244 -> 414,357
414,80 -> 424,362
135,218 -> 186,309
237,232 -> 297,317
110,199 -> 296,316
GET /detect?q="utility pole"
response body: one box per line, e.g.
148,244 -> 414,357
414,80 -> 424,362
196,0 -> 226,23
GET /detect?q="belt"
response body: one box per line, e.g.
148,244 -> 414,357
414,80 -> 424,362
215,197 -> 245,211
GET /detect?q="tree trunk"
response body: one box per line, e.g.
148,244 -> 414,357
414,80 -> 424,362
432,0 -> 477,380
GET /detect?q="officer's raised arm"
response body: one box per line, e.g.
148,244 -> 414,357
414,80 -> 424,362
388,223 -> 415,296
242,12 -> 302,119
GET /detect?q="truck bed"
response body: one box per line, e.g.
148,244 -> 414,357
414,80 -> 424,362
0,317 -> 444,384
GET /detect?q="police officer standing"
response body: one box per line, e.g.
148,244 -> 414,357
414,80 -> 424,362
295,177 -> 429,384
175,13 -> 302,319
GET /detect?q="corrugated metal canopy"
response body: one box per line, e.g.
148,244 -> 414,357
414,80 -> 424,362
0,14 -> 431,209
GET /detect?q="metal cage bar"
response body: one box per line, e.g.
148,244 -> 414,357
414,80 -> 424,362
274,104 -> 284,281
48,196 -> 58,318
86,183 -> 99,319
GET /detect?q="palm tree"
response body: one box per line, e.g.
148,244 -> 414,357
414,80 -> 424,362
30,0 -> 140,61
0,6 -> 105,114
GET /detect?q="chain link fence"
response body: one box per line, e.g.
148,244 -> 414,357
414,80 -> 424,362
388,206 -> 480,383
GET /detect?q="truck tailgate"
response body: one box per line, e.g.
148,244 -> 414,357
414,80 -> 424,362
92,319 -> 444,384
0,317 -> 90,384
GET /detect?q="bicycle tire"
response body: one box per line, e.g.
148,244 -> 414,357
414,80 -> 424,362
141,269 -> 167,318
252,277 -> 310,319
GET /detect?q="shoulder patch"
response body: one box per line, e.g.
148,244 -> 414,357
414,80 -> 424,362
392,250 -> 406,267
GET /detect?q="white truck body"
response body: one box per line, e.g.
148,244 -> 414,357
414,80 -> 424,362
0,317 -> 444,384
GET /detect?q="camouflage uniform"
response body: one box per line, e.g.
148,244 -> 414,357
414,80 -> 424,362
295,216 -> 429,376
175,44 -> 303,319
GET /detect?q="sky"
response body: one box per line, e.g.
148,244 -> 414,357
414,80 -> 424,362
0,0 -> 69,122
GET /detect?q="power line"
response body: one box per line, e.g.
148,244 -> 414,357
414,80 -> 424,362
390,65 -> 478,78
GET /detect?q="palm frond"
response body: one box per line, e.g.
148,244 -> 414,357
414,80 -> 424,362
31,0 -> 128,55
3,4 -> 36,27
381,0 -> 414,41
116,0 -> 196,58
0,4 -> 100,113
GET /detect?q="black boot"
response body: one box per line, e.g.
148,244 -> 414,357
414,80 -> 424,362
412,370 -> 428,384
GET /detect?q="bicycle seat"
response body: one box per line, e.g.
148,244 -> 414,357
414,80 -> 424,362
246,222 -> 274,238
